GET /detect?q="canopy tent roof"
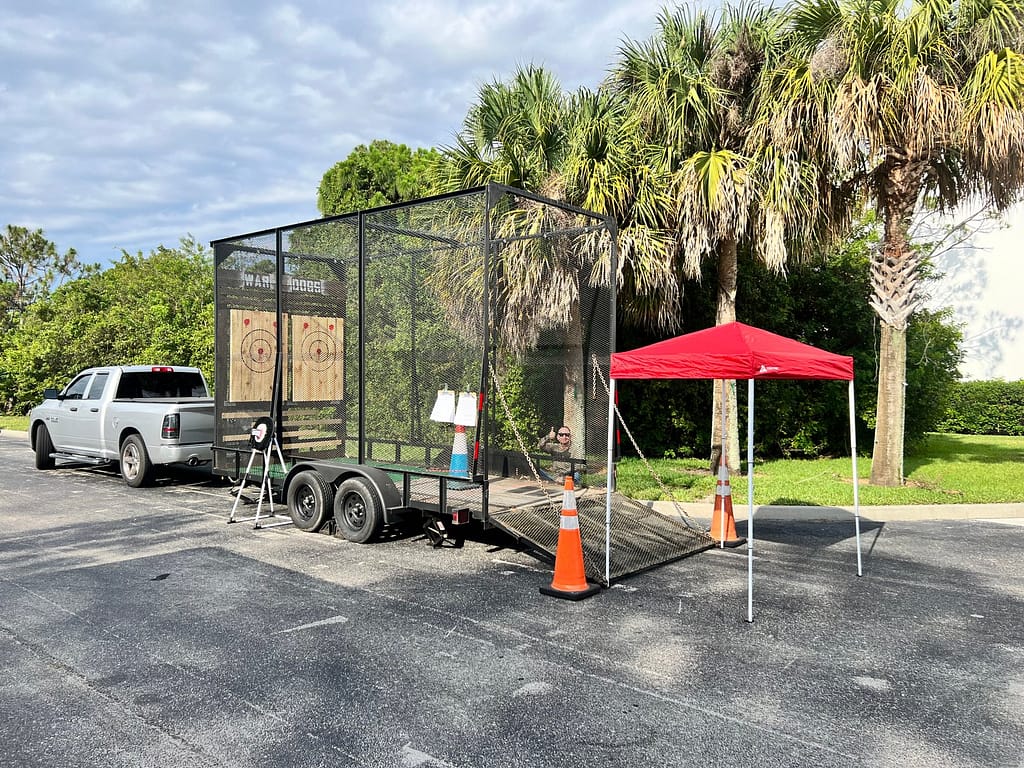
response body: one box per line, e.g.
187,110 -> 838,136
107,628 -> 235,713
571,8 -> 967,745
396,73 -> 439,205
610,321 -> 853,381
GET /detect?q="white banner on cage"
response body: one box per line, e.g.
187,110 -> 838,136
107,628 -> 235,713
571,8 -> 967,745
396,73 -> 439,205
429,388 -> 457,423
454,391 -> 478,427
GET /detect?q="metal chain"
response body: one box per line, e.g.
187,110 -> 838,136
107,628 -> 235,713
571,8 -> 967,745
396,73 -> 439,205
487,359 -> 559,504
590,356 -> 698,528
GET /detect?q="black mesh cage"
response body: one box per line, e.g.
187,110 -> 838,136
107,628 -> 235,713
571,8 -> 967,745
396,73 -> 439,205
212,184 -> 615,511
483,187 -> 614,488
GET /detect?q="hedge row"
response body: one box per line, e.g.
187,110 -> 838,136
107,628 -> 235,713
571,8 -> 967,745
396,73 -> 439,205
936,380 -> 1024,436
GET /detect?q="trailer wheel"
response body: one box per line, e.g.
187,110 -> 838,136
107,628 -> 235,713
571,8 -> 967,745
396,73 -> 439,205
34,426 -> 55,470
334,477 -> 383,543
286,470 -> 334,532
120,434 -> 153,488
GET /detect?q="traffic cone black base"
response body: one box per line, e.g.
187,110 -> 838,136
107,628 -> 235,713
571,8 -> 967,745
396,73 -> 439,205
715,536 -> 746,548
540,582 -> 600,601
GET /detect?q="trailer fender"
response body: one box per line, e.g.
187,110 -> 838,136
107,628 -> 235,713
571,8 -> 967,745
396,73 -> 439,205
283,463 -> 402,520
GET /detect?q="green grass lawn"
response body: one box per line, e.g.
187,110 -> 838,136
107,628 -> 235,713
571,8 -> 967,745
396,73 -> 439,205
2,414 -> 1019,505
615,433 -> 1024,505
0,414 -> 28,432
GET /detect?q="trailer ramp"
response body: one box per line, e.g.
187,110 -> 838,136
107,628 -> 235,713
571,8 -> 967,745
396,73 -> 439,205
488,487 -> 716,586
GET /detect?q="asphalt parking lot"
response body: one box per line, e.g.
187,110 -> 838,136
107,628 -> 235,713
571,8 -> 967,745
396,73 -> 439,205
0,432 -> 1021,768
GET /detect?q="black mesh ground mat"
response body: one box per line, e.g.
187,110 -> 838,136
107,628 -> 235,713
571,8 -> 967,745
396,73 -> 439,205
488,489 -> 716,586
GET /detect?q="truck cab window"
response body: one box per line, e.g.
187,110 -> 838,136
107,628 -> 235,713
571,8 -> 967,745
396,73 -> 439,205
86,373 -> 110,400
117,371 -> 206,399
63,375 -> 92,400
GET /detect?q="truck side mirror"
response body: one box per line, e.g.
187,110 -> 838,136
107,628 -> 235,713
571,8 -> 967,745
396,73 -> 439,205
43,388 -> 60,400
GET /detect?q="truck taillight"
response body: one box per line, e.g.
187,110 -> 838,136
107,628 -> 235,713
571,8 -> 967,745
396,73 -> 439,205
152,366 -> 174,373
162,413 -> 180,440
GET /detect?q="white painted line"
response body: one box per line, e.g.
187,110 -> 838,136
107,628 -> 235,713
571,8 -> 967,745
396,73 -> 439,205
491,558 -> 543,572
980,517 -> 1024,527
513,681 -> 554,697
401,743 -> 456,767
274,614 -> 348,634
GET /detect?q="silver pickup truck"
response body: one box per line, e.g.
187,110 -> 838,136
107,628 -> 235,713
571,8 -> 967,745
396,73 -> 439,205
29,365 -> 215,487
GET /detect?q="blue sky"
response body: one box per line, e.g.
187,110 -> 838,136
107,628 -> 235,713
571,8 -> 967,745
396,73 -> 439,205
2,0 -> 666,260
2,0 -> 1020,379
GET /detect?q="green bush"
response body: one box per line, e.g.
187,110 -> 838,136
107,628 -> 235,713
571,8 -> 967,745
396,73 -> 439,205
0,238 -> 214,414
616,234 -> 962,460
936,380 -> 1024,436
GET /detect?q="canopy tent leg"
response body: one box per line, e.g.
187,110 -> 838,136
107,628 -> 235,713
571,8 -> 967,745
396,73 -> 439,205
849,380 -> 863,577
605,377 -> 616,587
746,379 -> 755,623
719,379 -> 728,546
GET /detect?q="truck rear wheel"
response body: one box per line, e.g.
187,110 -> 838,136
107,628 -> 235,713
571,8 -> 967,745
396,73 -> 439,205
120,434 -> 153,488
34,426 -> 55,470
286,470 -> 333,532
334,477 -> 383,543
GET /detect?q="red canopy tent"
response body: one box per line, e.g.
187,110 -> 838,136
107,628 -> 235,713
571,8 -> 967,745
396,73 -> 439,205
607,322 -> 862,621
610,321 -> 854,380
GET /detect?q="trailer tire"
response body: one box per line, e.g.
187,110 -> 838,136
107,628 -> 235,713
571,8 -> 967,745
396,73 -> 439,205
334,477 -> 383,543
120,434 -> 153,488
34,426 -> 55,470
287,470 -> 334,532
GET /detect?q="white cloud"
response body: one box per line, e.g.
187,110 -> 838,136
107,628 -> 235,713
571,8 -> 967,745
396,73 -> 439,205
3,0 -> 1018,380
265,3 -> 370,58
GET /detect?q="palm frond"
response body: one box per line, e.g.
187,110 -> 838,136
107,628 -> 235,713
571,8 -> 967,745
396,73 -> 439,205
960,47 -> 1024,206
956,0 -> 1024,53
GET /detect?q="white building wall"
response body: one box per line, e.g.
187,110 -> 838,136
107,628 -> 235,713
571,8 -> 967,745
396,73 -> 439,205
924,204 -> 1024,382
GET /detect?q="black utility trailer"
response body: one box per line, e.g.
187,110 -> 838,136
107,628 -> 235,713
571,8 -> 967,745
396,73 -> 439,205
211,184 -> 712,584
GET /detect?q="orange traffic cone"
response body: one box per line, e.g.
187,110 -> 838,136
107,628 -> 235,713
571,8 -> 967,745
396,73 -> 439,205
710,463 -> 745,548
540,476 -> 600,601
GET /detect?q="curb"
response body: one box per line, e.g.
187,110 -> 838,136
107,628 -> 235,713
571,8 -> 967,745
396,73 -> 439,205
646,499 -> 1024,523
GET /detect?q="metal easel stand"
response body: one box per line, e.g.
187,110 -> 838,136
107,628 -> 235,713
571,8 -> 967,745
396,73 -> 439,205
228,417 -> 292,530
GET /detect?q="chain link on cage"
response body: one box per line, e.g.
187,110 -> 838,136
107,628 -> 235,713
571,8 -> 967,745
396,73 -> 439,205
487,358 -> 560,506
590,355 -> 700,529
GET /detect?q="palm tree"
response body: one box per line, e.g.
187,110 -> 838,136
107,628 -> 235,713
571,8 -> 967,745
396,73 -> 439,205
433,66 -> 583,434
436,67 -> 678,327
608,4 -> 805,471
434,65 -> 678,445
436,65 -> 566,194
762,0 -> 1024,485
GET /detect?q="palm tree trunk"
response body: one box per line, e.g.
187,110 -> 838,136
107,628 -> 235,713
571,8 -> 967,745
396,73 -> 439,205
868,163 -> 922,487
711,237 -> 741,473
870,323 -> 906,485
564,301 -> 585,453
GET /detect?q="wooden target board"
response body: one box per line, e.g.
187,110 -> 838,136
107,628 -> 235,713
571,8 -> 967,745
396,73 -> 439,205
229,310 -> 280,402
291,315 -> 344,402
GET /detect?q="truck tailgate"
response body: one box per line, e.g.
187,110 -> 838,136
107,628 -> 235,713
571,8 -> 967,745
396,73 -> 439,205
173,400 -> 215,444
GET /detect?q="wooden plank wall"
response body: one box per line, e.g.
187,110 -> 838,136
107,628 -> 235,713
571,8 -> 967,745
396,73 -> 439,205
291,314 -> 344,402
229,309 -> 280,402
230,310 -> 344,403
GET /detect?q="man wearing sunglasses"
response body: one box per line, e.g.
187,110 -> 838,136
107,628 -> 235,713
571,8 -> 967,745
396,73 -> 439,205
536,426 -> 576,483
